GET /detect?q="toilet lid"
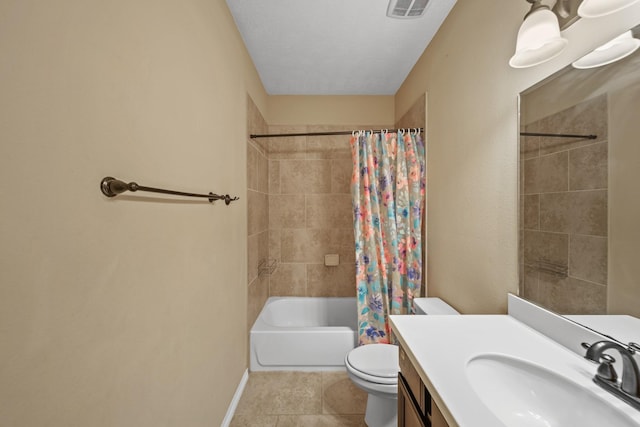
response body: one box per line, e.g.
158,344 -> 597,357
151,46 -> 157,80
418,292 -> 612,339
346,344 -> 399,383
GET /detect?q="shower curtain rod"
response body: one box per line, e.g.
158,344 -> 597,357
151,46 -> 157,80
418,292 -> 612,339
249,128 -> 424,139
250,129 -> 597,140
519,132 -> 597,139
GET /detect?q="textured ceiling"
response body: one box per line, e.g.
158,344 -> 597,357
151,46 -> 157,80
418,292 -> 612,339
226,0 -> 457,95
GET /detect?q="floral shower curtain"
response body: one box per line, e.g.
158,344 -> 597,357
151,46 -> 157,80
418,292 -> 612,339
350,130 -> 425,345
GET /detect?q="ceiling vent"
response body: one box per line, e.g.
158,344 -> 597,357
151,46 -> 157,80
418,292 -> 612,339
387,0 -> 432,18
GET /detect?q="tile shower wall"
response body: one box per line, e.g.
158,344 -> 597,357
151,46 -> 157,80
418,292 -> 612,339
267,124 -> 390,298
249,98 -> 423,303
247,96 -> 269,329
520,95 -> 608,314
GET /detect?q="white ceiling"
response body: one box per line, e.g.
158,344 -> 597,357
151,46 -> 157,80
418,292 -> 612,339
226,0 -> 457,95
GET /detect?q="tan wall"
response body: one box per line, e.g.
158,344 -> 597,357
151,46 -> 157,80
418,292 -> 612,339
268,95 -> 395,125
0,0 -> 266,425
394,0 -> 640,314
395,94 -> 426,130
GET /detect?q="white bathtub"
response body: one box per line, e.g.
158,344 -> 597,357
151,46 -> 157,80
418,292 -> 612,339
250,297 -> 358,371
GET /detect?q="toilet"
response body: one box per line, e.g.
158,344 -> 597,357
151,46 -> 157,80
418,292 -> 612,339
344,298 -> 459,427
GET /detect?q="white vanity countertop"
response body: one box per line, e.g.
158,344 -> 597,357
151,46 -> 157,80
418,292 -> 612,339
390,314 -> 640,427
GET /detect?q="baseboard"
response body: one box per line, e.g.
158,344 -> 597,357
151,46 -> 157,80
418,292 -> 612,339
220,368 -> 249,427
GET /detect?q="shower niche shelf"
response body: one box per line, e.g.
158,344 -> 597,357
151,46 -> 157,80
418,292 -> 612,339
258,259 -> 278,275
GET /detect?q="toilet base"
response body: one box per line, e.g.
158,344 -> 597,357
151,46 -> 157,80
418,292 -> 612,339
364,393 -> 397,427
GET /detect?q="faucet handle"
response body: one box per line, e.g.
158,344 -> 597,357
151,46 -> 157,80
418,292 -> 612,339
596,354 -> 618,382
582,342 -> 597,363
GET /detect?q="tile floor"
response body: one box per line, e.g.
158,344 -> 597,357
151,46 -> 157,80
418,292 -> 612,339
230,371 -> 368,427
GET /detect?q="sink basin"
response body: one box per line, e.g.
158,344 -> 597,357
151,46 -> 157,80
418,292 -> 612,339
466,353 -> 637,427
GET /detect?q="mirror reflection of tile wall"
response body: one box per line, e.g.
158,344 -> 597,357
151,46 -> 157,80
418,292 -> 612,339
519,95 -> 608,314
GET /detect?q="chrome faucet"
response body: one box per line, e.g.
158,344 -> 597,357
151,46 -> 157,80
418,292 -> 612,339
584,340 -> 640,410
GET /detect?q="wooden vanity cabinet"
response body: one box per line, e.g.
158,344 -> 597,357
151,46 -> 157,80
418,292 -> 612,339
398,344 -> 450,427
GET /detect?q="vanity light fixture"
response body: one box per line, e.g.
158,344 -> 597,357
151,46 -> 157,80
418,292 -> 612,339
572,30 -> 640,68
509,0 -> 568,68
578,0 -> 640,18
510,0 -> 640,68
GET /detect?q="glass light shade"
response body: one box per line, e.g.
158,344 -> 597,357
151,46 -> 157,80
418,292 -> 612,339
572,31 -> 640,69
578,0 -> 640,18
509,8 -> 568,68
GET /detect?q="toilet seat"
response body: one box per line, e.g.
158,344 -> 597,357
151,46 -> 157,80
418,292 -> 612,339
345,344 -> 398,385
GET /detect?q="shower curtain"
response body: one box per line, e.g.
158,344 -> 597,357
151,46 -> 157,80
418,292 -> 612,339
350,130 -> 425,345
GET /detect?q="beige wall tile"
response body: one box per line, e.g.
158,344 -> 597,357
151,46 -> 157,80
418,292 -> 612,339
524,151 -> 568,194
395,94 -> 425,130
281,229 -> 323,263
269,229 -> 281,262
570,234 -> 607,285
269,160 -> 280,194
519,194 -> 524,230
307,264 -> 355,297
322,372 -> 366,415
539,190 -> 607,236
248,234 -> 258,285
280,160 -> 332,194
258,230 -> 269,271
331,159 -> 353,194
267,125 -> 307,160
247,142 -> 258,191
306,195 -> 353,229
523,230 -> 568,267
281,229 -> 354,264
520,134 -> 540,160
269,194 -> 306,229
522,265 -> 540,303
269,263 -> 307,296
523,194 -> 539,230
337,229 -> 356,264
234,372 -> 322,415
307,125 -> 353,160
569,142 -> 608,191
248,95 -> 268,154
535,114 -> 568,154
539,95 -> 608,156
538,274 -> 606,315
248,190 -> 268,235
518,229 -> 523,271
257,151 -> 269,194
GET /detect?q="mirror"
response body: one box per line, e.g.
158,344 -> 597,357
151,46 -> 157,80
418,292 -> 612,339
518,24 -> 640,343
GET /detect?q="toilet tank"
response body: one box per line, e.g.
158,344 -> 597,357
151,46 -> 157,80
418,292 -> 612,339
413,297 -> 459,315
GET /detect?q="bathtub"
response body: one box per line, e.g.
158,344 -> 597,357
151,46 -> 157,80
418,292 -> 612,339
250,297 -> 358,371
